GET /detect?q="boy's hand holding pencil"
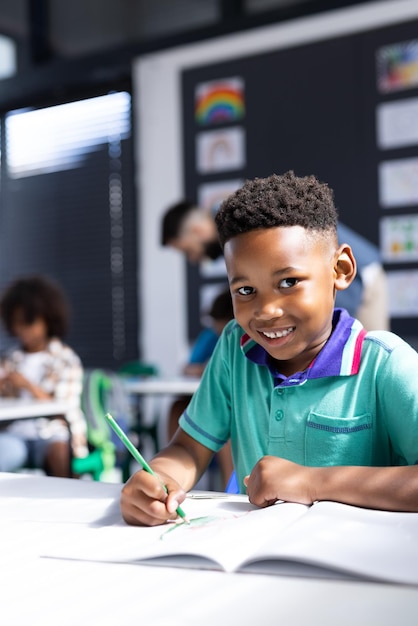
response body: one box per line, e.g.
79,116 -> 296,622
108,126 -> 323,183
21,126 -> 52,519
105,413 -> 189,526
122,468 -> 189,527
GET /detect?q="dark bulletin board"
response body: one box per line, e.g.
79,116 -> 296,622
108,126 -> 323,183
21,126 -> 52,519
181,16 -> 418,344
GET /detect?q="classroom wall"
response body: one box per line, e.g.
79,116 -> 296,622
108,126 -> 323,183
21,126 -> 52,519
134,0 -> 418,376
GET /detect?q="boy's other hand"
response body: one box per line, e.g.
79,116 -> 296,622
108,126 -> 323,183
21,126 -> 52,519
120,469 -> 187,526
244,456 -> 316,507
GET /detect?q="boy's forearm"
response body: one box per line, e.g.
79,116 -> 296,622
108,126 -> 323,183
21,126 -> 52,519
150,438 -> 212,492
312,464 -> 418,512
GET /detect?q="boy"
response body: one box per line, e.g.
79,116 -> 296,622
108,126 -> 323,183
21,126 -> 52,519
121,171 -> 418,526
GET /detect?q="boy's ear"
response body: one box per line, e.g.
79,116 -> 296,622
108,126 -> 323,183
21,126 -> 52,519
334,244 -> 357,292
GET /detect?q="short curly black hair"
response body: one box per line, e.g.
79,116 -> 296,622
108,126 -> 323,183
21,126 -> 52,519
0,275 -> 70,339
215,171 -> 338,247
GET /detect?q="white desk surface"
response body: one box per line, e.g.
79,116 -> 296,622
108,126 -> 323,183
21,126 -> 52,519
0,397 -> 71,421
1,472 -> 417,626
123,376 -> 200,396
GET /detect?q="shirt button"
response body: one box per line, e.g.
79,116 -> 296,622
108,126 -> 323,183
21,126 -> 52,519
275,410 -> 284,421
276,388 -> 283,395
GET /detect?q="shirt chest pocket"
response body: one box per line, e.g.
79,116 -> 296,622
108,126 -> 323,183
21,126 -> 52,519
305,412 -> 372,466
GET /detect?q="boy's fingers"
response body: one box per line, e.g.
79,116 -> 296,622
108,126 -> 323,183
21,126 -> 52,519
166,496 -> 180,514
134,469 -> 168,501
121,470 -> 186,525
165,489 -> 186,514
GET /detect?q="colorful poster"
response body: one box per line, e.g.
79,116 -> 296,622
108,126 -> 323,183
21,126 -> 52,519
195,77 -> 245,126
378,158 -> 418,208
376,98 -> 418,149
197,179 -> 243,278
197,179 -> 243,214
196,127 -> 245,173
387,270 -> 418,318
376,39 -> 418,93
380,214 -> 418,262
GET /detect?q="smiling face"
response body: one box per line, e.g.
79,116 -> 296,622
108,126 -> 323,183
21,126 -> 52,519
224,225 -> 355,377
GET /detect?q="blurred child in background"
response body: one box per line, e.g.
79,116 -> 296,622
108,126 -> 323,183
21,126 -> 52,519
0,275 -> 87,477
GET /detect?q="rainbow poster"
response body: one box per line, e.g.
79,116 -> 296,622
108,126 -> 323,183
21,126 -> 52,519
195,77 -> 245,126
377,39 -> 418,93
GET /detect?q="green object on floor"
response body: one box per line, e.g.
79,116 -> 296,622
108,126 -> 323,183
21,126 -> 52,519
72,369 -> 116,481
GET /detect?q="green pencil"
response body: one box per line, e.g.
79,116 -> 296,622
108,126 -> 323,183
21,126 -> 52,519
105,412 -> 189,523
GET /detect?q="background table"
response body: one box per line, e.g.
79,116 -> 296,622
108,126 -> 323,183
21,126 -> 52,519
0,397 -> 71,421
1,472 -> 418,626
122,376 -> 200,396
121,376 -> 201,460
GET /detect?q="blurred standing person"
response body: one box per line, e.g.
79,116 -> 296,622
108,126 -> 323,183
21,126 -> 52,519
336,223 -> 389,331
161,200 -> 222,264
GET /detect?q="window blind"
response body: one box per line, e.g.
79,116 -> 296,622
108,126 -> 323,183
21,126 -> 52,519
0,91 -> 139,369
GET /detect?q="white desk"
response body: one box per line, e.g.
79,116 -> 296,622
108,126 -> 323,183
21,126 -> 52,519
1,472 -> 417,626
0,398 -> 74,475
0,397 -> 71,421
123,376 -> 200,396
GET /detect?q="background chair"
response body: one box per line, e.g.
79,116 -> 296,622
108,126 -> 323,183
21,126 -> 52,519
72,368 -> 120,481
118,361 -> 158,378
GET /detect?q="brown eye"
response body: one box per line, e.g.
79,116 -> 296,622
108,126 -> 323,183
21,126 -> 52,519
280,278 -> 298,289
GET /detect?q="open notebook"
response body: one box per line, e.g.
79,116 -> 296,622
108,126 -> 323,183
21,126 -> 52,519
43,493 -> 418,585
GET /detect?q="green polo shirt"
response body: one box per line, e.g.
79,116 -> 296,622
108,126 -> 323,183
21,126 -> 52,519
179,309 -> 418,493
